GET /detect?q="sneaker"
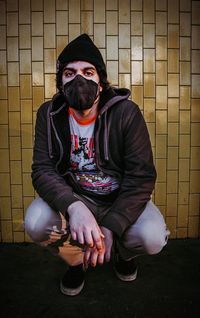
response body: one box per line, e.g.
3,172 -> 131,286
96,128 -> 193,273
114,254 -> 138,282
60,264 -> 85,296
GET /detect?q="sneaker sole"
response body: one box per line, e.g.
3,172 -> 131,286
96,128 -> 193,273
60,280 -> 85,296
114,267 -> 138,282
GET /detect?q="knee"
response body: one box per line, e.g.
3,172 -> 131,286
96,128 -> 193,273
24,198 -> 55,243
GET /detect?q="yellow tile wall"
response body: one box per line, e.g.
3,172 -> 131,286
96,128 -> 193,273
0,0 -> 199,242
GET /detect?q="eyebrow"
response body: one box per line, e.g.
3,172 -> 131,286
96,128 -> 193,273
63,66 -> 96,72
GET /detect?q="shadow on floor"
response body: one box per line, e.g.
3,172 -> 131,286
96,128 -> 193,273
0,239 -> 200,318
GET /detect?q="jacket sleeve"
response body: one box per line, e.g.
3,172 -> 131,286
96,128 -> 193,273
31,103 -> 78,213
100,105 -> 157,237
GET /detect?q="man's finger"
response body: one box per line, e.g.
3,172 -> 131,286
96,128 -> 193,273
70,230 -> 77,241
92,229 -> 103,250
90,248 -> 98,267
84,230 -> 94,248
77,231 -> 84,245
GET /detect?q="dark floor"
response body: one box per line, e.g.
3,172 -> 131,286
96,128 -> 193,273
0,239 -> 200,318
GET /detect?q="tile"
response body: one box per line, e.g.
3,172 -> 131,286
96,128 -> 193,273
11,184 -> 23,208
180,37 -> 190,61
144,99 -> 155,122
33,87 -> 44,111
191,99 -> 200,122
180,110 -> 190,134
106,0 -> 117,10
144,24 -> 155,48
119,49 -> 130,73
168,74 -> 179,97
131,86 -> 143,108
81,0 -> 93,10
9,112 -> 20,137
56,36 -> 68,56
190,170 -> 200,193
192,50 -> 200,74
31,0 -> 43,11
166,194 -> 177,217
168,49 -> 179,73
131,37 -> 142,60
156,86 -> 167,109
7,12 -> 18,36
10,161 -> 22,184
146,122 -> 155,146
94,0 -> 105,23
179,159 -> 190,182
144,74 -> 155,97
191,123 -> 200,146
178,182 -> 189,204
23,173 -> 35,196
0,26 -> 6,49
155,182 -> 166,205
156,110 -> 167,134
0,51 -> 6,74
20,75 -> 32,99
189,194 -> 200,216
156,159 -> 166,182
7,0 -> 18,11
107,36 -> 118,60
119,0 -> 130,23
44,0 -> 55,23
168,0 -> 179,23
21,124 -> 33,148
0,125 -> 8,148
19,0 -> 30,24
156,36 -> 167,60
44,49 -> 56,73
131,0 -> 142,10
192,26 -> 200,49
177,228 -> 188,239
20,50 -> 31,74
106,11 -> 118,35
81,11 -> 93,35
32,12 -> 43,36
107,61 -> 118,86
168,98 -> 179,122
156,12 -> 167,36
68,24 -> 81,42
179,135 -> 190,158
44,24 -> 56,48
155,135 -> 167,158
0,75 -> 8,99
119,74 -> 131,89
131,12 -> 142,36
180,86 -> 190,109
144,0 -> 154,23
180,62 -> 190,85
9,137 -> 21,160
32,62 -> 44,86
119,24 -> 130,48
22,149 -> 33,172
167,171 -> 178,194
168,24 -> 179,48
45,74 -> 57,99
0,1 -> 6,24
0,174 -> 10,196
156,0 -> 167,11
144,49 -> 155,73
12,209 -> 24,231
94,24 -> 105,47
180,13 -> 191,36
168,123 -> 179,146
19,25 -> 31,49
167,147 -> 178,169
0,197 -> 12,219
131,61 -> 143,85
7,37 -> 19,62
0,149 -> 10,172
32,37 -> 43,61
192,75 -> 200,98
0,100 -> 8,124
1,221 -> 13,242
192,1 -> 200,24
156,61 -> 167,85
21,100 -> 32,124
178,205 -> 188,227
8,62 -> 19,86
188,216 -> 199,238
180,0 -> 191,12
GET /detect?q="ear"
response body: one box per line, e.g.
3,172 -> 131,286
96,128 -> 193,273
99,84 -> 103,93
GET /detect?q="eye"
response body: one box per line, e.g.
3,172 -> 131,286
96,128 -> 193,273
63,70 -> 75,77
84,69 -> 94,77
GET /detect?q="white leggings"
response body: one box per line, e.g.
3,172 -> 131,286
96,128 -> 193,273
24,197 -> 170,266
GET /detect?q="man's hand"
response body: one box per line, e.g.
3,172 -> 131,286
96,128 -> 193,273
68,201 -> 104,250
84,226 -> 113,267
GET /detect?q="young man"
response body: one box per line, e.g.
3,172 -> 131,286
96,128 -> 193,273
25,34 -> 170,296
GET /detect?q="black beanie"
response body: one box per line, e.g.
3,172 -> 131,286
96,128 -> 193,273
56,34 -> 108,91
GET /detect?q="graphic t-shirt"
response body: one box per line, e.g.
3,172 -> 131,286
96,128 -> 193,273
69,108 -> 119,195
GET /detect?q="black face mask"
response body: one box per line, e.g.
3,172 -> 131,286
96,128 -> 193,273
63,75 -> 99,110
